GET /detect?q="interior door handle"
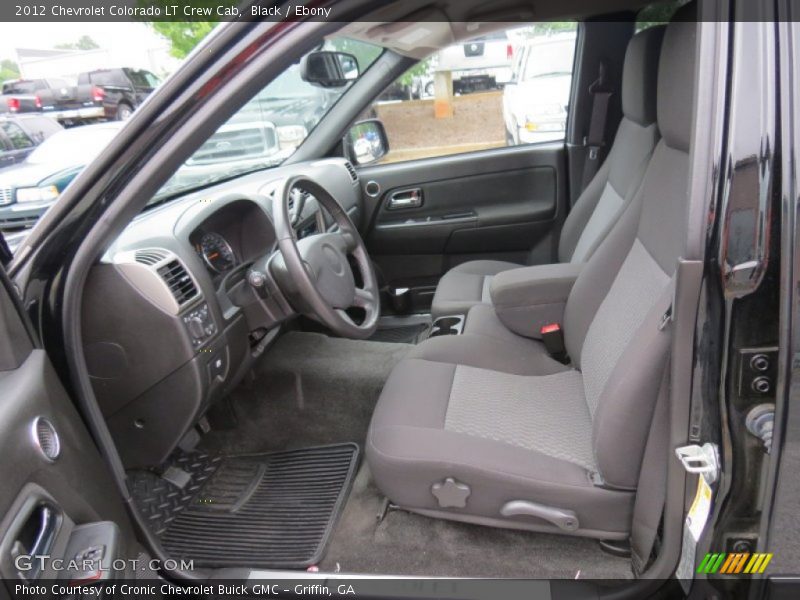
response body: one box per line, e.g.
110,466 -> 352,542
387,188 -> 423,210
11,504 -> 58,581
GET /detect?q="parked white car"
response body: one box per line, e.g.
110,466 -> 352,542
503,33 -> 576,144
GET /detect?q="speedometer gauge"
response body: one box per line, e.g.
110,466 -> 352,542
198,232 -> 236,273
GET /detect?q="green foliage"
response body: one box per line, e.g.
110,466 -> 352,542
397,59 -> 431,87
141,0 -> 232,58
55,35 -> 100,51
636,0 -> 690,31
0,59 -> 20,84
528,22 -> 577,36
149,22 -> 216,59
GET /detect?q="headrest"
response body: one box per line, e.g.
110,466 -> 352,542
622,25 -> 665,125
657,2 -> 698,152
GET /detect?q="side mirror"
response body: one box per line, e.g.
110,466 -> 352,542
344,119 -> 389,166
300,51 -> 359,88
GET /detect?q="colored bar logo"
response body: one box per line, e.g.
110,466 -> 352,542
697,552 -> 773,574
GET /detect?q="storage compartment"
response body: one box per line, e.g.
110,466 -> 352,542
429,315 -> 465,337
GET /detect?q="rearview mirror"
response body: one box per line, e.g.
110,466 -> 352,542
345,119 -> 389,166
300,51 -> 359,88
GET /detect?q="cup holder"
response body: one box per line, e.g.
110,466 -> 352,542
435,317 -> 461,328
429,315 -> 465,338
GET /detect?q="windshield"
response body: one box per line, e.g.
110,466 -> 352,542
152,38 -> 382,202
27,126 -> 120,165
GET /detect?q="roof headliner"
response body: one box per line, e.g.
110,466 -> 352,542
337,0 -> 653,57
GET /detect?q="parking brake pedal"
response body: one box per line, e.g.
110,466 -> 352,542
162,466 -> 191,490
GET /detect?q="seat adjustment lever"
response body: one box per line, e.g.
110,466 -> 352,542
500,500 -> 579,532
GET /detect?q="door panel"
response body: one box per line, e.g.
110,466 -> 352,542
0,269 -> 140,585
358,143 -> 566,309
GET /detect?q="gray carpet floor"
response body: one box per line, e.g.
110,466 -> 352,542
201,331 -> 633,579
200,331 -> 410,455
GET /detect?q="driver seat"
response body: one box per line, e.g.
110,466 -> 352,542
366,14 -> 696,540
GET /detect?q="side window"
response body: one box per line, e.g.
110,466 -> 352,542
365,23 -> 576,165
0,123 -> 33,150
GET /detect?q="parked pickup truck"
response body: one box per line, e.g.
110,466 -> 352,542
72,68 -> 160,122
436,31 -> 514,94
0,78 -> 80,115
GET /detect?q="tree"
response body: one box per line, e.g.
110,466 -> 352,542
55,35 -> 100,50
148,22 -> 216,59
525,22 -> 576,37
397,59 -> 431,87
0,60 -> 20,84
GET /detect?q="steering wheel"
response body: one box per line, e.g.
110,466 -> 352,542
271,175 -> 379,339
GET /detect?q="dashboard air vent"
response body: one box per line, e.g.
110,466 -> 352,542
344,161 -> 358,183
157,259 -> 198,306
134,249 -> 168,266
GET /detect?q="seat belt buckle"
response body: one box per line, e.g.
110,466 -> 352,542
540,323 -> 568,363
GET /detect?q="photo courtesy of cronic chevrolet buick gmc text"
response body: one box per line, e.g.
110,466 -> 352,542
0,1 -> 798,599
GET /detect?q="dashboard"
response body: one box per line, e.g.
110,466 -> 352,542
80,158 -> 362,468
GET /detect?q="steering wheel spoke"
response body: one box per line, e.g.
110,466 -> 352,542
353,286 -> 375,309
335,308 -> 359,328
340,231 -> 358,253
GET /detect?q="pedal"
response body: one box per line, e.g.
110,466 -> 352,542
177,428 -> 200,453
162,466 -> 191,490
196,416 -> 211,434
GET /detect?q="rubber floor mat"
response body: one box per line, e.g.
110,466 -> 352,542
129,444 -> 359,568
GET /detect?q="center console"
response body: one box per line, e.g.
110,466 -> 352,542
429,315 -> 465,337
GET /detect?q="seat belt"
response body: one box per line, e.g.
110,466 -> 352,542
581,61 -> 613,190
630,357 -> 671,575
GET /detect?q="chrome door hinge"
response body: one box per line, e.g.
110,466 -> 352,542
675,443 -> 720,484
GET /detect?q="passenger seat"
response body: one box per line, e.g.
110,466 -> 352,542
366,9 -> 696,539
431,25 -> 665,318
